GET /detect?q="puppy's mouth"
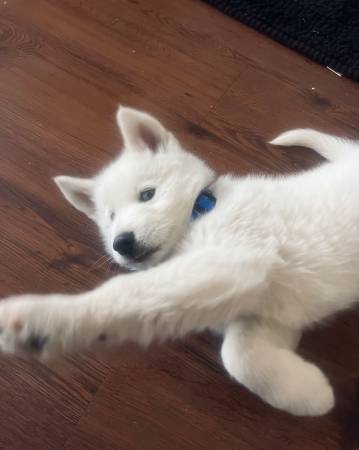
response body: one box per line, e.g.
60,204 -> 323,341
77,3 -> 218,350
111,239 -> 163,270
131,245 -> 160,263
115,244 -> 161,270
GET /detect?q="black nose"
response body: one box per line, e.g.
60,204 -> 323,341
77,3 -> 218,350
113,232 -> 136,257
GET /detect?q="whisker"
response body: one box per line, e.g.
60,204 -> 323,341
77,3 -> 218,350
85,254 -> 112,275
99,255 -> 113,269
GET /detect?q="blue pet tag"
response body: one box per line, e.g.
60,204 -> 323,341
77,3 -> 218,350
191,189 -> 216,221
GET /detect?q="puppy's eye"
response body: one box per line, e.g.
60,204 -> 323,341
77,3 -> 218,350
110,211 -> 115,221
139,188 -> 155,202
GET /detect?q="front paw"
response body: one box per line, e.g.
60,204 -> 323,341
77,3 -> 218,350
0,294 -> 76,359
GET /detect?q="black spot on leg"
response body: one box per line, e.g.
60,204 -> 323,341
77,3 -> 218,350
27,334 -> 48,352
98,333 -> 107,342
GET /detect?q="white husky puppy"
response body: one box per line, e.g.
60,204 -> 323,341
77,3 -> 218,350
0,107 -> 358,416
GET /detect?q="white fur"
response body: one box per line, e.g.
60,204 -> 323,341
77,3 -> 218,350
1,107 -> 359,417
270,128 -> 357,161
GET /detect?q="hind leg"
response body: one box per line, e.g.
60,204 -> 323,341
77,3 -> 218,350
221,320 -> 334,416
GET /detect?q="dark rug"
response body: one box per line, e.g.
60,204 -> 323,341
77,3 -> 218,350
202,0 -> 359,81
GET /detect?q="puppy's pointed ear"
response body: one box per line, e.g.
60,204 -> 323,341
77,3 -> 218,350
54,176 -> 95,219
116,106 -> 170,152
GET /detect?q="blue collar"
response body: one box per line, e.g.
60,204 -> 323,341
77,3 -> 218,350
191,188 -> 216,221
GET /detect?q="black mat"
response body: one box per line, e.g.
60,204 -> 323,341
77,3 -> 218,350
202,0 -> 359,81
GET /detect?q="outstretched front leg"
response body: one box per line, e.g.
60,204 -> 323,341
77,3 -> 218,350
0,247 -> 278,359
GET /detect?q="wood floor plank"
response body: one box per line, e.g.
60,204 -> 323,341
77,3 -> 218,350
64,337 -> 341,450
0,354 -> 108,450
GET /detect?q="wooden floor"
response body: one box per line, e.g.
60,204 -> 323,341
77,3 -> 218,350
1,0 -> 359,448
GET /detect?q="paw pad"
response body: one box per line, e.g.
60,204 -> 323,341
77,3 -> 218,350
27,334 -> 48,352
12,319 -> 24,332
98,333 -> 107,342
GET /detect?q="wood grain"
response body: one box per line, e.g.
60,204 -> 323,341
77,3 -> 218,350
1,0 -> 359,448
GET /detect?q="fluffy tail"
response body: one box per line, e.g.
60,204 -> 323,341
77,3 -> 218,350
270,129 -> 358,162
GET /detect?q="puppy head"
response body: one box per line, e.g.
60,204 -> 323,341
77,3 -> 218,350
55,107 -> 215,270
